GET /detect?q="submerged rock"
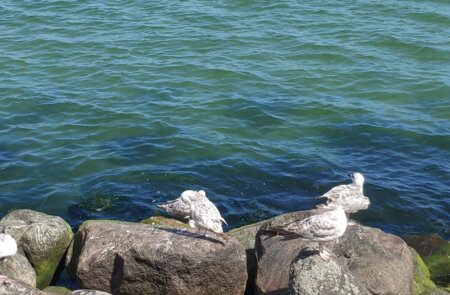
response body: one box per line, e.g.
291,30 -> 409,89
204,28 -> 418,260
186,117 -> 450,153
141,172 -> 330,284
66,220 -> 247,295
404,234 -> 450,289
0,210 -> 73,289
255,209 -> 414,295
0,252 -> 36,287
0,277 -> 46,295
289,252 -> 370,295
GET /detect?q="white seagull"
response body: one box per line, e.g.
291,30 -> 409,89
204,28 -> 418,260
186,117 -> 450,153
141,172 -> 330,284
271,205 -> 347,260
0,226 -> 18,285
316,172 -> 370,225
183,190 -> 228,240
157,190 -> 206,219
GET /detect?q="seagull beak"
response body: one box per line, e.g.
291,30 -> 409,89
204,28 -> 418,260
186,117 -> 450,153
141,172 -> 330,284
347,173 -> 353,178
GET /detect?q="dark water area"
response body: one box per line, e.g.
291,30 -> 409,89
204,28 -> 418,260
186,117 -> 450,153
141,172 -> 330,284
0,0 -> 449,247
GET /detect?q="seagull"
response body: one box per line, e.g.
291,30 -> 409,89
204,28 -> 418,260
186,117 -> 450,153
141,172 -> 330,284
183,191 -> 228,240
0,226 -> 17,286
270,205 -> 347,260
157,190 -> 206,219
316,172 -> 370,225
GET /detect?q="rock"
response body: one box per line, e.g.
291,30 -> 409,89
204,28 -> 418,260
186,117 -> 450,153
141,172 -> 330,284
0,252 -> 36,287
228,220 -> 266,295
0,210 -> 73,289
228,220 -> 266,250
404,234 -> 450,288
255,209 -> 315,294
66,220 -> 247,295
69,290 -> 112,295
289,251 -> 370,295
0,277 -> 46,295
255,209 -> 414,295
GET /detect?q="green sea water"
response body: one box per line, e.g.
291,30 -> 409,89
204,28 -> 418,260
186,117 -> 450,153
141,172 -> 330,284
0,1 -> 449,241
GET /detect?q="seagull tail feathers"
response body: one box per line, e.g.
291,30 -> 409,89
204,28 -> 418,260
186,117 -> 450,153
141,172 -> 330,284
263,224 -> 299,236
220,217 -> 228,226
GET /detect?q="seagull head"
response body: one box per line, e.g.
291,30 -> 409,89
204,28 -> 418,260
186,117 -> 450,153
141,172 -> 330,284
349,172 -> 365,187
180,190 -> 197,203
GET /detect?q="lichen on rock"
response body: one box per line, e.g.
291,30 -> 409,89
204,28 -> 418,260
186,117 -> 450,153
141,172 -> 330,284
404,234 -> 450,289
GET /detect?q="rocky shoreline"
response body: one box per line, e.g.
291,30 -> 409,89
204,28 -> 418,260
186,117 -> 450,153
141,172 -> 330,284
0,209 -> 448,295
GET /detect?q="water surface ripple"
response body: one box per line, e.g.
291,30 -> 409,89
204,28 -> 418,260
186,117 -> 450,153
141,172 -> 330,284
0,1 -> 449,239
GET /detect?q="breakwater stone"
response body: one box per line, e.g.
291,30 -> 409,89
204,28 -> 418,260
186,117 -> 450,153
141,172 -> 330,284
66,220 -> 247,295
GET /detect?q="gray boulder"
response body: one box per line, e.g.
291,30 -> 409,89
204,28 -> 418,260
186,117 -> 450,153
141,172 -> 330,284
228,220 -> 266,294
0,277 -> 46,295
0,252 -> 36,287
255,209 -> 414,295
255,209 -> 315,294
66,220 -> 247,295
0,210 -> 73,289
289,252 -> 370,295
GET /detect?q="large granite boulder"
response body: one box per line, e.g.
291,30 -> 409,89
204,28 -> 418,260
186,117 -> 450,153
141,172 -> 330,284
0,277 -> 46,295
404,234 -> 450,289
0,252 -> 36,287
289,251 -> 370,295
255,209 -> 414,295
66,220 -> 247,295
0,210 -> 73,289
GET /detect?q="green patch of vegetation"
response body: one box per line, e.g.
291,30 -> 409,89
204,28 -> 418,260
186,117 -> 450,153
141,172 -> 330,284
423,244 -> 450,288
42,286 -> 71,294
411,247 -> 437,295
141,216 -> 190,229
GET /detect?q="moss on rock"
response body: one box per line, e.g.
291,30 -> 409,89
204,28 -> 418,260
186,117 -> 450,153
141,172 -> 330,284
35,222 -> 74,289
141,216 -> 190,229
405,234 -> 450,289
42,285 -> 71,294
411,247 -> 438,295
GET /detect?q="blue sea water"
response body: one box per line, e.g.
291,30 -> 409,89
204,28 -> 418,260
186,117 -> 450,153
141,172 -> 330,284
0,1 -> 449,241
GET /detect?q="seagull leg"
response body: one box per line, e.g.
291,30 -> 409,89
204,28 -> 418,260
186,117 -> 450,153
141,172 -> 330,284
318,243 -> 331,261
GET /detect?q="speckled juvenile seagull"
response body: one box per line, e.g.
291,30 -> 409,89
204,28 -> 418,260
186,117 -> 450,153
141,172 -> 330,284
316,172 -> 370,225
157,190 -> 206,219
272,205 -> 347,260
0,226 -> 18,285
183,191 -> 228,239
